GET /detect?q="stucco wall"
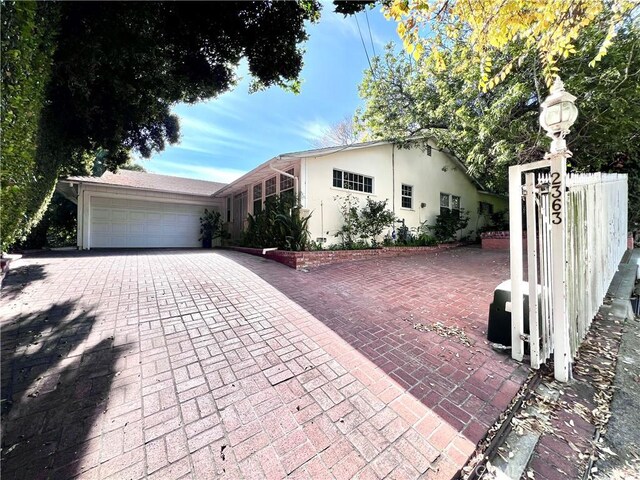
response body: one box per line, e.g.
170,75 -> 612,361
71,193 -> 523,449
300,143 -> 507,246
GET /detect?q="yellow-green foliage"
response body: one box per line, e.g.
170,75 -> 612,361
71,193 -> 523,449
1,1 -> 58,251
384,0 -> 638,90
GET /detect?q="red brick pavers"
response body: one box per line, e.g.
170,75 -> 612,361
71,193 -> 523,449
1,247 -> 528,479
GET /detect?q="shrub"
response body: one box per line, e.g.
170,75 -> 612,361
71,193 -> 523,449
334,194 -> 361,249
428,208 -> 471,242
15,192 -> 77,249
1,2 -> 59,251
244,194 -> 311,251
359,197 -> 395,247
199,209 -> 224,246
334,194 -> 394,248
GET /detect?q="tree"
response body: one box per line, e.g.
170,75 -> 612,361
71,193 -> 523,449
357,22 -> 640,226
311,115 -> 364,148
1,1 -> 321,250
383,0 -> 638,90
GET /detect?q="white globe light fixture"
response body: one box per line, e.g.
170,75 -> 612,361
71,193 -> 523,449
539,77 -> 578,153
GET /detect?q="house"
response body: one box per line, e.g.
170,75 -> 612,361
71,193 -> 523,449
59,140 -> 506,250
58,170 -> 226,249
213,140 -> 507,246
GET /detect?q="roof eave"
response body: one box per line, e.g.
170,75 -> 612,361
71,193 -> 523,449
60,178 -> 222,198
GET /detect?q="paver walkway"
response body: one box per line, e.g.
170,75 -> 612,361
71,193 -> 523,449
1,248 -> 528,479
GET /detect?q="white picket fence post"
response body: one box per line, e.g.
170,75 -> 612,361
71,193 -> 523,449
509,162 -> 628,381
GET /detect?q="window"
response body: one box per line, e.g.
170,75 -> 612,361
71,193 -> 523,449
426,145 -> 432,156
440,193 -> 461,216
226,197 -> 231,222
280,168 -> 294,192
332,169 -> 373,193
479,201 -> 493,215
401,184 -> 413,209
253,184 -> 262,213
265,176 -> 277,197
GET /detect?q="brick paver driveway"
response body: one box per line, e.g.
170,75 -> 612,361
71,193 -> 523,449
1,247 -> 528,479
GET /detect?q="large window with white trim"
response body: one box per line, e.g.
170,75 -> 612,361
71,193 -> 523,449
401,184 -> 413,209
332,169 -> 373,193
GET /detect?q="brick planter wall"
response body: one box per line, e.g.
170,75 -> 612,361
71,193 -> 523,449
479,231 -> 528,250
228,243 -> 463,270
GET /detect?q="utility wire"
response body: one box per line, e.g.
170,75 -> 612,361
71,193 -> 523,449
364,8 -> 376,58
354,13 -> 373,74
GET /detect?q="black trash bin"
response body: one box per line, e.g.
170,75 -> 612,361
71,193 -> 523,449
487,280 -> 539,347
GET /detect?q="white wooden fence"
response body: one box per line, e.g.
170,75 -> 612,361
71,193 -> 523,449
509,159 -> 627,381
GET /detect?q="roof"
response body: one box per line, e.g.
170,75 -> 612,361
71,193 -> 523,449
213,140 -> 393,198
64,170 -> 227,197
213,138 -> 489,197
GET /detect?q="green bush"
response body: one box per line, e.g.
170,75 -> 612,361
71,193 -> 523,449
16,192 -> 77,250
199,209 -> 223,246
334,195 -> 395,249
479,210 -> 509,233
428,208 -> 471,242
244,194 -> 311,251
1,2 -> 59,251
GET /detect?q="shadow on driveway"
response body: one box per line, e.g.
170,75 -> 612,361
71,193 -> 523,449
1,278 -> 124,478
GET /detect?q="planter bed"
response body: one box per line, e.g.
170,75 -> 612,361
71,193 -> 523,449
480,231 -> 527,250
228,243 -> 464,270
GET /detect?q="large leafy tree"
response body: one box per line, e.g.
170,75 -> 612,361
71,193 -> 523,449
357,21 -> 640,226
1,1 -> 321,250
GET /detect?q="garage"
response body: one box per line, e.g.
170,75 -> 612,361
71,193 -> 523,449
90,197 -> 207,248
58,170 -> 227,249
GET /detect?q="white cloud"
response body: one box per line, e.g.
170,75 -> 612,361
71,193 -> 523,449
148,159 -> 246,183
300,119 -> 331,141
175,113 -> 270,152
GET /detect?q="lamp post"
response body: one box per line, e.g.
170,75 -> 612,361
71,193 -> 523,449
540,77 -> 579,153
539,77 -> 578,382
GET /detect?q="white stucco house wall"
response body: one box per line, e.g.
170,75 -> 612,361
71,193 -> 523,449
213,140 -> 507,246
58,170 -> 226,249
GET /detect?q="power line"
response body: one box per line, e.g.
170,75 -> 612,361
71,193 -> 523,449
354,13 -> 373,73
364,8 -> 376,58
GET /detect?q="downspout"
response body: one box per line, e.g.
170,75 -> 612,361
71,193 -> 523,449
269,160 -> 300,206
391,144 -> 396,214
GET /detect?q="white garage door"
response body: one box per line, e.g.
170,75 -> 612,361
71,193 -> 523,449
90,197 -> 211,248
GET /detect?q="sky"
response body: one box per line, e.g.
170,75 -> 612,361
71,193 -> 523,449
141,2 -> 401,184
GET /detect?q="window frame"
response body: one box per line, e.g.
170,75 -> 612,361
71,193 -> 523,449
280,168 -> 295,193
265,176 -> 277,198
401,184 -> 413,209
252,183 -> 263,213
440,192 -> 462,216
332,168 -> 373,194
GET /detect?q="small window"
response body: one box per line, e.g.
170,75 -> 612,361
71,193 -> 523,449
265,176 -> 277,197
401,184 -> 413,209
333,169 -> 342,188
253,184 -> 262,213
332,169 -> 373,193
280,168 -> 294,192
226,197 -> 231,222
479,201 -> 494,215
427,145 -> 432,156
440,193 -> 462,216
